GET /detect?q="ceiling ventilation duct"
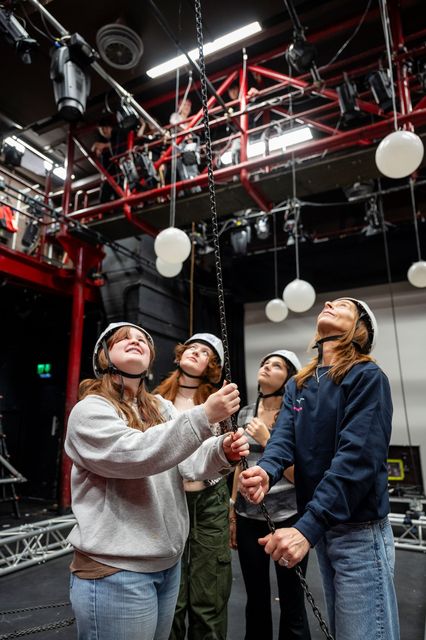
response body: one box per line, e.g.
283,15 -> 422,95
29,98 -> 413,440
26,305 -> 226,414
96,23 -> 143,70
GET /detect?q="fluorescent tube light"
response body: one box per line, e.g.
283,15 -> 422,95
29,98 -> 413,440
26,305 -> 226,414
147,21 -> 261,79
219,126 -> 313,164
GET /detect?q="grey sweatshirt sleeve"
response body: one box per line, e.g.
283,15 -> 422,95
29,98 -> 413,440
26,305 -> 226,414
178,435 -> 233,481
65,395 -> 215,479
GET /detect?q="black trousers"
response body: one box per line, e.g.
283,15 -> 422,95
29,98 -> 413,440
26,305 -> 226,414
236,513 -> 311,640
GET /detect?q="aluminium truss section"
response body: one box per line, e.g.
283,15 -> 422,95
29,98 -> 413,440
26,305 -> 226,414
389,512 -> 426,552
0,515 -> 76,576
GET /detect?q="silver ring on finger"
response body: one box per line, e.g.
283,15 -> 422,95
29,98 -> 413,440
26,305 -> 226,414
278,556 -> 289,568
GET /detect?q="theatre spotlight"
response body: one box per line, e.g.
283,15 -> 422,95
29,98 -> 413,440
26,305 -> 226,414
116,100 -> 140,131
230,219 -> 251,255
286,37 -> 316,75
50,34 -> 95,121
336,74 -> 360,124
367,70 -> 393,112
417,61 -> 426,92
0,8 -> 38,64
255,214 -> 270,240
283,0 -> 320,83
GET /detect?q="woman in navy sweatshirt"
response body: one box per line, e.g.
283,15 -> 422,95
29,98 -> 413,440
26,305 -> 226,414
239,298 -> 400,640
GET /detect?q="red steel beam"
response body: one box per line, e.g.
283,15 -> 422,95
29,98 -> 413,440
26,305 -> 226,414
239,66 -> 271,211
154,71 -> 238,170
0,244 -> 98,301
249,64 -> 383,117
68,108 -> 426,222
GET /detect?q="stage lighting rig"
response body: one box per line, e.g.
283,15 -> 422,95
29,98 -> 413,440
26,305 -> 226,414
283,0 -> 321,84
50,33 -> 98,121
0,6 -> 38,64
367,70 -> 393,112
337,73 -> 360,125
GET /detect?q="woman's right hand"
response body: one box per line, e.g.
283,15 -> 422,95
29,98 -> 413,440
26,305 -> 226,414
229,508 -> 237,549
203,381 -> 240,423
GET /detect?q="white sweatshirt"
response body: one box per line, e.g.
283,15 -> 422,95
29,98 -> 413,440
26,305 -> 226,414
65,394 -> 233,572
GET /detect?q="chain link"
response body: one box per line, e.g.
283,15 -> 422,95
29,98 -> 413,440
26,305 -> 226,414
0,617 -> 75,639
0,602 -> 71,617
193,1 -> 334,637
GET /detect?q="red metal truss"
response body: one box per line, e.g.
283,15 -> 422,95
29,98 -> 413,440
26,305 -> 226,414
62,5 -> 426,225
0,243 -> 99,301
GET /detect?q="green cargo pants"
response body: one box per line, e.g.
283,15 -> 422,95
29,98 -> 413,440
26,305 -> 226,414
170,478 -> 232,640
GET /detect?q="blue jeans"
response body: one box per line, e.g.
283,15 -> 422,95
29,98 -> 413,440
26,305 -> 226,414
70,562 -> 181,640
315,517 -> 400,640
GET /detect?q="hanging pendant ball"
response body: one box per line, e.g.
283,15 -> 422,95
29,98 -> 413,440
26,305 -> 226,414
265,298 -> 289,322
407,261 -> 426,288
154,227 -> 191,264
283,279 -> 316,313
375,130 -> 424,179
156,257 -> 183,278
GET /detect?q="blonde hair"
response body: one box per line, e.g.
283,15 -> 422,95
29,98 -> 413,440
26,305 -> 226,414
294,319 -> 374,389
154,343 -> 222,405
79,326 -> 164,430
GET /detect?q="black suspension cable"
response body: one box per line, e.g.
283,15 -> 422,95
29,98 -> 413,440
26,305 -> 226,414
193,2 -> 334,637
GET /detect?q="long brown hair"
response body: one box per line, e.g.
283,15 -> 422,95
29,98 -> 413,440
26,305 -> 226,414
79,326 -> 164,430
294,319 -> 374,389
154,343 -> 222,405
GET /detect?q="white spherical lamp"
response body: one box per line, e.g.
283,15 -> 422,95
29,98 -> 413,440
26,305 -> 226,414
375,130 -> 424,179
154,227 -> 191,264
265,298 -> 288,322
156,257 -> 183,278
407,261 -> 426,288
283,279 -> 316,313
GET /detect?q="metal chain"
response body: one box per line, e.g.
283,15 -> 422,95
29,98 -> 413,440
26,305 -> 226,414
193,1 -> 334,637
0,617 -> 75,639
194,0 -> 239,436
0,602 -> 71,617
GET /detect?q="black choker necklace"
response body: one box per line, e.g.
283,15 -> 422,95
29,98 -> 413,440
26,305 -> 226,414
179,384 -> 199,389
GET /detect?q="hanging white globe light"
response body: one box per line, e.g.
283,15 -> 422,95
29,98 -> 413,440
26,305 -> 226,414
375,130 -> 424,179
283,278 -> 316,313
154,227 -> 191,264
265,298 -> 288,322
155,257 -> 183,278
407,261 -> 426,288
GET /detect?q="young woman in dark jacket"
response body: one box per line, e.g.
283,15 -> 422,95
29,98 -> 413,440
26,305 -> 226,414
240,297 -> 400,640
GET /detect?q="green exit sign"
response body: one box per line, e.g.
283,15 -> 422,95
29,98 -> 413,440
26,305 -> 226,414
37,363 -> 52,378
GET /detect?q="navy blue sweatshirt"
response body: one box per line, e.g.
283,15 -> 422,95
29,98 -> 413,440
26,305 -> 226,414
258,361 -> 393,546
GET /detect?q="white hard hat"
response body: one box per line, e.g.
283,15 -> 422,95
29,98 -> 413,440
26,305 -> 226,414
336,298 -> 378,352
93,322 -> 154,378
185,333 -> 224,367
260,350 -> 302,372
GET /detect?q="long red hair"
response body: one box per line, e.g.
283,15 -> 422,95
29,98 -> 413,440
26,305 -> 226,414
154,343 -> 222,405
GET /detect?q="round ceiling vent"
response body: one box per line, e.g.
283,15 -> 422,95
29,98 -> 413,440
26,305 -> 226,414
96,24 -> 143,70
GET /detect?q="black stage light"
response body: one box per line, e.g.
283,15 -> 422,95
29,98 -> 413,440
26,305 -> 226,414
0,8 -> 39,64
254,214 -> 270,240
286,37 -> 316,74
230,220 -> 251,255
336,74 -> 360,124
50,34 -> 95,121
3,144 -> 23,167
367,70 -> 393,112
417,61 -> 426,92
116,101 -> 140,131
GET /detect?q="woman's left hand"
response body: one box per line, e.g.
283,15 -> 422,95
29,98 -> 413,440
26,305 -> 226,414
258,527 -> 310,569
246,417 -> 270,448
222,428 -> 249,463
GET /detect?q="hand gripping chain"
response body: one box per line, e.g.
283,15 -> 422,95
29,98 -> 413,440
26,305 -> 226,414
193,1 -> 334,638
